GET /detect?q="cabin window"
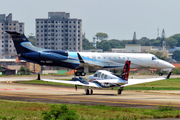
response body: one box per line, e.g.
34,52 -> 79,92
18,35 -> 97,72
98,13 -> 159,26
109,57 -> 111,59
114,57 -> 116,59
101,74 -> 104,78
118,57 -> 120,59
104,57 -> 106,59
94,73 -> 97,77
97,72 -> 101,77
98,57 -> 100,59
152,56 -> 156,60
104,75 -> 107,79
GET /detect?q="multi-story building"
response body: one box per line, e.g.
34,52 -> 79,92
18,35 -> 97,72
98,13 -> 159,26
36,12 -> 82,51
0,13 -> 24,58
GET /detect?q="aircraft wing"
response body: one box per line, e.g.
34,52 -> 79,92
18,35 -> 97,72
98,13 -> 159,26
123,72 -> 171,86
41,79 -> 103,88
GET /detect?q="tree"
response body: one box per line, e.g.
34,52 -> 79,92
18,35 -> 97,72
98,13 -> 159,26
82,38 -> 94,50
25,68 -> 31,75
170,33 -> 180,47
19,66 -> 25,75
172,50 -> 180,61
19,66 -> 31,75
96,40 -> 111,51
95,32 -> 108,40
166,37 -> 178,49
108,39 -> 123,48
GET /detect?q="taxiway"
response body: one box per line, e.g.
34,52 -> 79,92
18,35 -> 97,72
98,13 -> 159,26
0,81 -> 180,110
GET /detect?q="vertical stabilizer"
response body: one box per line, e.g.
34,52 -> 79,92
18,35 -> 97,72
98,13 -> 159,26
120,60 -> 131,81
6,31 -> 32,54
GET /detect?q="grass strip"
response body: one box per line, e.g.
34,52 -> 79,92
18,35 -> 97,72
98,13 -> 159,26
0,100 -> 180,120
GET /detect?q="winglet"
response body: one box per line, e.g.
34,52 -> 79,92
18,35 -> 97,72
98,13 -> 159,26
77,53 -> 85,63
167,72 -> 172,79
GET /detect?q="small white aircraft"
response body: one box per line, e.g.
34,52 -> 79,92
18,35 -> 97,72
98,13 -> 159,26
41,60 -> 171,95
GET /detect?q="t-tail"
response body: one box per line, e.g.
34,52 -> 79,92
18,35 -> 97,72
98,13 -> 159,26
120,60 -> 131,81
6,31 -> 33,54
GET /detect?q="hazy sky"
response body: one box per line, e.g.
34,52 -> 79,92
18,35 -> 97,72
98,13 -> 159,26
1,0 -> 180,41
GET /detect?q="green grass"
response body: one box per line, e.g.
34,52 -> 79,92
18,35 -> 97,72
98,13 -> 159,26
0,100 -> 180,120
17,78 -> 180,90
124,78 -> 180,90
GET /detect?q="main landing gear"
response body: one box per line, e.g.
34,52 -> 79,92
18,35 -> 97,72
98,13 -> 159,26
117,87 -> 124,95
84,87 -> 93,95
159,72 -> 163,76
75,71 -> 86,76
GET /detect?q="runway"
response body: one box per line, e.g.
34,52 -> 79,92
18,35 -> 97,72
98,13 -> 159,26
0,82 -> 180,109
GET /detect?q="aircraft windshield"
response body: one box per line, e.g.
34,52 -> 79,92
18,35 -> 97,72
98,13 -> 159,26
152,56 -> 159,60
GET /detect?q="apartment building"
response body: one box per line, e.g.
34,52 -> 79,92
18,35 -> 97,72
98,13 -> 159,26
36,12 -> 82,51
0,13 -> 24,58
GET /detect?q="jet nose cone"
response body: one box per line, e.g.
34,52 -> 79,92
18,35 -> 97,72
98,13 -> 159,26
170,63 -> 175,68
160,60 -> 175,68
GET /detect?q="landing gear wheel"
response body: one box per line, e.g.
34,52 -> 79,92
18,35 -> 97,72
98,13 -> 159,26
81,72 -> 86,76
86,89 -> 89,95
91,89 -> 93,94
75,72 -> 80,76
117,89 -> 122,95
159,72 -> 163,76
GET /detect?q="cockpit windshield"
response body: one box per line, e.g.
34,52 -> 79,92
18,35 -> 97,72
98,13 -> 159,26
152,56 -> 159,60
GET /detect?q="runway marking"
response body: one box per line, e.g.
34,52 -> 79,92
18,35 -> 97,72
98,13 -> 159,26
0,89 -> 23,91
0,93 -> 180,107
42,88 -> 74,90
